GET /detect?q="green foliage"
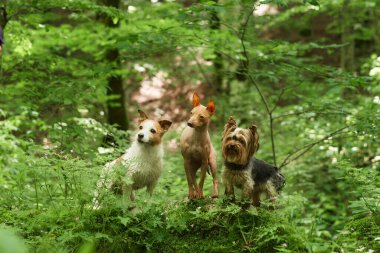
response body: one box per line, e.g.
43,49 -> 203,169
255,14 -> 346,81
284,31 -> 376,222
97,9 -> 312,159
0,0 -> 379,252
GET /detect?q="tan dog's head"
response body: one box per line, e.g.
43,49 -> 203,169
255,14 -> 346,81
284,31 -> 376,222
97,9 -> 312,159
187,92 -> 215,129
221,117 -> 259,165
136,110 -> 172,145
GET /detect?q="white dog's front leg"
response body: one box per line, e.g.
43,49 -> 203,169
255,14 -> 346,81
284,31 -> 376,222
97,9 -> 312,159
93,162 -> 115,209
146,181 -> 158,196
122,184 -> 135,201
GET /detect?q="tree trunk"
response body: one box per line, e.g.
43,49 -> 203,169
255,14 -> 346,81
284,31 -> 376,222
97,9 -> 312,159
210,0 -> 223,93
0,5 -> 7,29
0,5 -> 8,72
100,0 -> 128,131
340,0 -> 355,72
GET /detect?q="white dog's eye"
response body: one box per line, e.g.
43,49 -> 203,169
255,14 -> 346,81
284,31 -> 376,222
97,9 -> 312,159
139,126 -> 143,130
150,129 -> 156,134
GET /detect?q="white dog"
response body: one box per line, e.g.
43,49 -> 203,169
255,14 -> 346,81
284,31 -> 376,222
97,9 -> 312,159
93,110 -> 172,208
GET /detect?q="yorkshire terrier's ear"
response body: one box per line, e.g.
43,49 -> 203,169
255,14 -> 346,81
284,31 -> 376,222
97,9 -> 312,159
158,120 -> 172,133
249,124 -> 260,154
192,92 -> 201,107
249,124 -> 257,136
206,99 -> 215,114
138,110 -> 149,122
222,116 -> 237,140
226,116 -> 237,128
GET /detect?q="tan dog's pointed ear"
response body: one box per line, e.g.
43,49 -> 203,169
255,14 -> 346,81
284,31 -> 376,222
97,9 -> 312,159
138,110 -> 149,121
159,120 -> 172,133
192,92 -> 201,107
206,99 -> 215,114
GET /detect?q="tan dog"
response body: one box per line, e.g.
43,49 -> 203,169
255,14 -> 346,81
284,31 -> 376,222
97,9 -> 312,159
180,92 -> 218,199
221,117 -> 284,206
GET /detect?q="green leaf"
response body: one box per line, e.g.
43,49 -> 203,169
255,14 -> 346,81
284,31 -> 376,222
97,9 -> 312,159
303,0 -> 320,6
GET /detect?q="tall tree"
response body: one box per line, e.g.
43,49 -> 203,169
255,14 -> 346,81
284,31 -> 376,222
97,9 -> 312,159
0,4 -> 7,64
100,0 -> 128,131
340,0 -> 355,72
209,0 -> 223,93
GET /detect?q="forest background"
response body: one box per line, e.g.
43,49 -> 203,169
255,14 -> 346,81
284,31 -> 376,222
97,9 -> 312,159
0,0 -> 379,252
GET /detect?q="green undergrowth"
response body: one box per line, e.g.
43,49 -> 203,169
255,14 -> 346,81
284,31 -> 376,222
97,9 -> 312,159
0,138 -> 310,253
1,132 -> 378,252
2,197 -> 309,253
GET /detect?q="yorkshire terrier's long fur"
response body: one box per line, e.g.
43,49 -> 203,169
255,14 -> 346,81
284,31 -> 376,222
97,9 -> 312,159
221,117 -> 285,206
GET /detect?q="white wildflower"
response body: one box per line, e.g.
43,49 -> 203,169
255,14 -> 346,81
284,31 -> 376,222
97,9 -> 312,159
327,146 -> 338,155
373,96 -> 380,105
128,6 -> 137,13
98,147 -> 114,154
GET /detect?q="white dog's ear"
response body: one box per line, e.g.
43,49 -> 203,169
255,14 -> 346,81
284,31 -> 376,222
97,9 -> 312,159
138,110 -> 149,121
159,120 -> 172,133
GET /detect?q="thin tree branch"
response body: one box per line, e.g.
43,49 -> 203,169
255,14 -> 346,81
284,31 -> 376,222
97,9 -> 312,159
219,22 -> 239,36
240,5 -> 271,113
238,3 -> 277,166
273,110 -> 351,120
270,88 -> 285,113
279,125 -> 350,169
240,9 -> 253,67
190,49 -> 213,88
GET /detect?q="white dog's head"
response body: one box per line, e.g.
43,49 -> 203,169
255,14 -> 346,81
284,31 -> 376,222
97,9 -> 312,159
136,110 -> 172,145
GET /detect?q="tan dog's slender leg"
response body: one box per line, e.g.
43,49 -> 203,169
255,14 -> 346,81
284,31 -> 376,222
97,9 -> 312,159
197,158 -> 208,199
184,160 -> 199,199
209,151 -> 218,198
190,167 -> 201,198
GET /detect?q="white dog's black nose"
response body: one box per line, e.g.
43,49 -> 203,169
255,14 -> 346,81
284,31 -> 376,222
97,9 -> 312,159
138,134 -> 144,139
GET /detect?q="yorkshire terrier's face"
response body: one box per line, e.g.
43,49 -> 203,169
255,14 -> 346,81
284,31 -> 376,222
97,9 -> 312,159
221,117 -> 259,165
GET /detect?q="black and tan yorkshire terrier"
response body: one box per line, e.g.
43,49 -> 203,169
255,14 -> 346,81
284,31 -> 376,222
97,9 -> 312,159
221,117 -> 285,207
